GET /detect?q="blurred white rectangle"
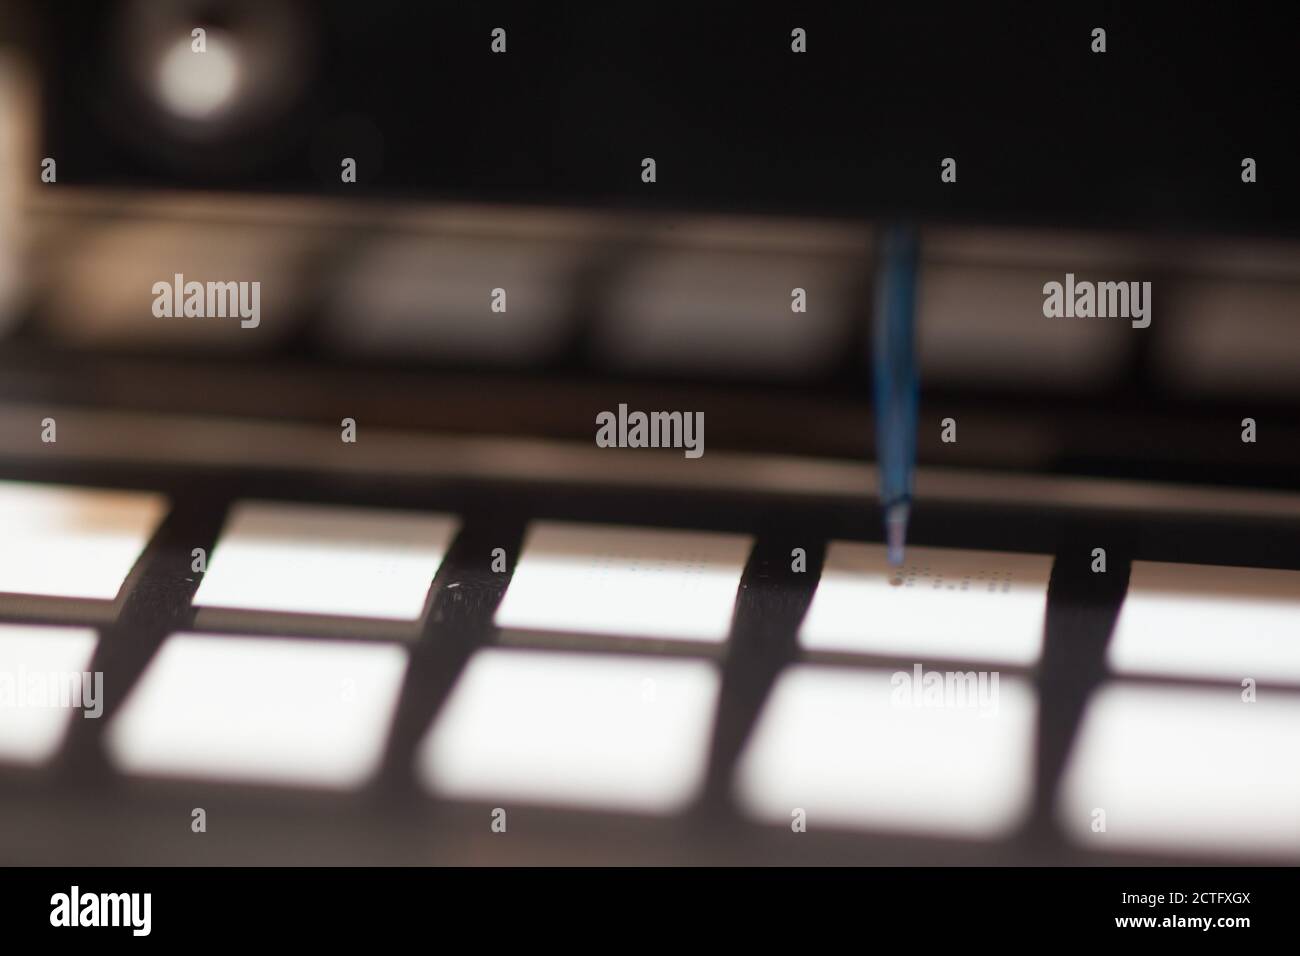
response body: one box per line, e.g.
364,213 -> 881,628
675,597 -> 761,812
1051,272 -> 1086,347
41,220 -> 323,349
1059,683 -> 1300,859
325,235 -> 581,363
107,633 -> 407,789
0,481 -> 167,602
1110,560 -> 1300,683
599,236 -> 857,378
1157,278 -> 1300,396
736,664 -> 1036,837
494,521 -> 751,643
0,625 -> 99,766
801,543 -> 1051,665
919,264 -> 1128,389
419,647 -> 719,813
194,501 -> 458,622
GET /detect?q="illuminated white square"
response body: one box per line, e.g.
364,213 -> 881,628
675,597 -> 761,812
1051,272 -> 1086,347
1059,683 -> 1300,859
1110,560 -> 1300,683
193,501 -> 459,621
419,648 -> 720,813
0,625 -> 99,765
0,481 -> 167,602
107,633 -> 407,789
736,664 -> 1036,837
494,522 -> 751,643
800,543 -> 1052,665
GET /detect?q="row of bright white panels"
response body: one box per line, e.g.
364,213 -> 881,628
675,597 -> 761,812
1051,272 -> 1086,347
2,481 -> 1300,858
4,480 -> 1300,677
4,626 -> 1299,859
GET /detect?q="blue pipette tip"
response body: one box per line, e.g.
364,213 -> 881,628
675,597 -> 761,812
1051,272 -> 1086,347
884,501 -> 910,567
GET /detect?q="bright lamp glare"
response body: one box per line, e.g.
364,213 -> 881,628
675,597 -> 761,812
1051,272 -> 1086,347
154,32 -> 242,120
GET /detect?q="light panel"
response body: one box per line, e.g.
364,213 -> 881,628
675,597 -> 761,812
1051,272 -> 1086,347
0,481 -> 167,602
801,542 -> 1052,665
107,633 -> 407,789
1059,683 -> 1300,859
420,648 -> 720,813
194,501 -> 459,621
495,522 -> 751,643
0,624 -> 99,765
736,664 -> 1037,837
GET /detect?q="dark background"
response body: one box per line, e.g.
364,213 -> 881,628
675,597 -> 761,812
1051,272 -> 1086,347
5,0 -> 1299,495
3,0 -> 1300,875
28,0 -> 1300,236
